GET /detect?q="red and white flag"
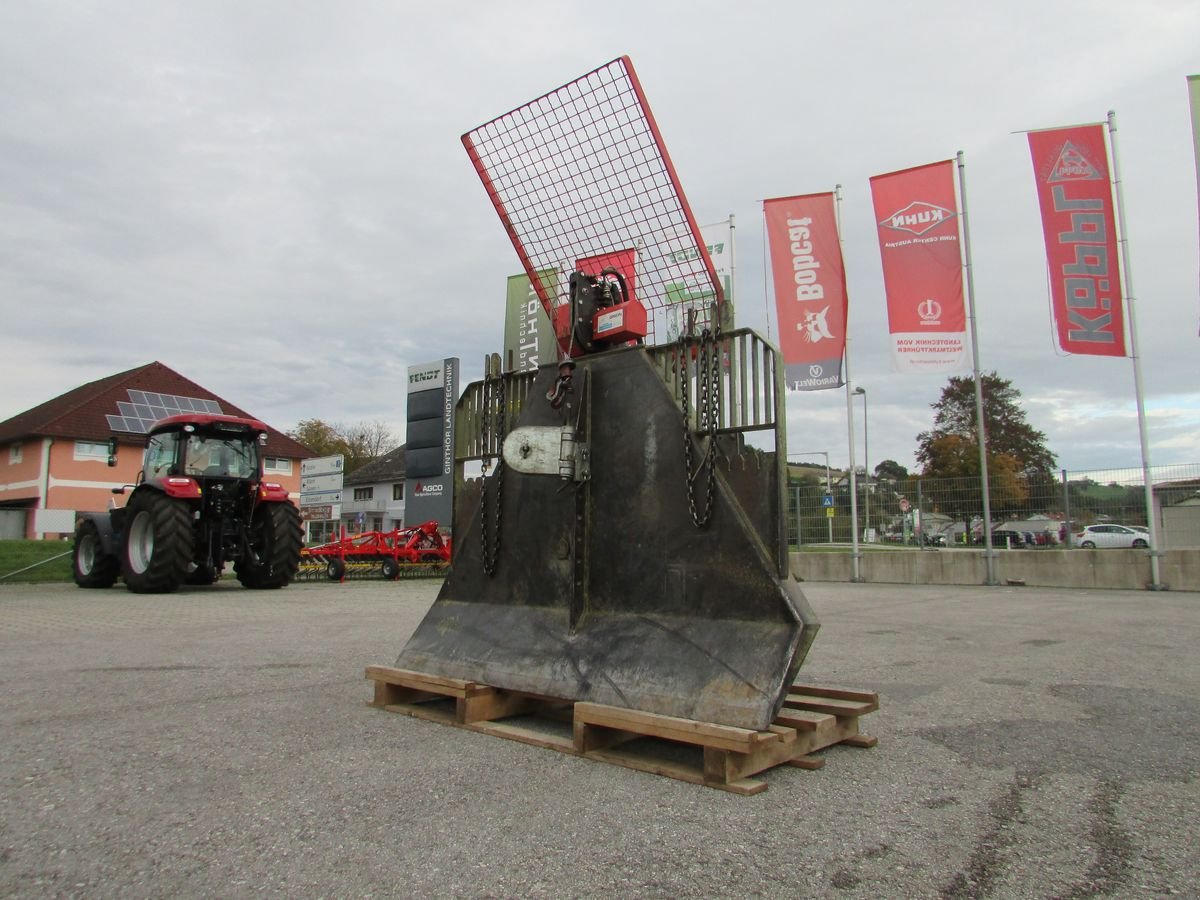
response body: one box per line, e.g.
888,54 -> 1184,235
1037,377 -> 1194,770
763,192 -> 848,390
1027,124 -> 1126,356
869,161 -> 967,372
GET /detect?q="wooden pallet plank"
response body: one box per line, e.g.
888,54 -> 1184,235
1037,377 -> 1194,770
842,734 -> 879,748
791,683 -> 880,706
786,755 -> 826,770
774,710 -> 836,732
784,693 -> 877,717
468,720 -> 576,753
705,736 -> 811,784
574,702 -> 774,753
458,689 -> 544,724
365,665 -> 474,698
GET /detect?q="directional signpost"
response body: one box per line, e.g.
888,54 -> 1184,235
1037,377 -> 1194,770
300,454 -> 345,526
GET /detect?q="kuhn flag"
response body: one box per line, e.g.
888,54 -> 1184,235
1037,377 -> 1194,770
763,193 -> 847,390
869,161 -> 967,372
1027,124 -> 1126,356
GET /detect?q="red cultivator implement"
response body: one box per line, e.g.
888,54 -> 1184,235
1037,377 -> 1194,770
300,521 -> 451,581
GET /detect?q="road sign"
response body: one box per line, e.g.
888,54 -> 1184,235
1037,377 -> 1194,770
300,504 -> 341,522
301,454 -> 345,479
300,473 -> 344,493
825,507 -> 835,518
300,489 -> 343,506
300,454 -> 344,510
821,494 -> 834,508
899,497 -> 910,513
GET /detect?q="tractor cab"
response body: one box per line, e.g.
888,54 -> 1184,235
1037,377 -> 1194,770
141,415 -> 265,486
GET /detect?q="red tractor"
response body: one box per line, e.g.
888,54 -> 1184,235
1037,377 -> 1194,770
72,414 -> 303,593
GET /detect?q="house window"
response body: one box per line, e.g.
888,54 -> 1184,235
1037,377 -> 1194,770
9,442 -> 22,464
264,457 -> 293,475
74,440 -> 110,461
353,487 -> 373,501
392,482 -> 404,501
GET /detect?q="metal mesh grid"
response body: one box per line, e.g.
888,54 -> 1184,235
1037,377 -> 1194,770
462,55 -> 723,352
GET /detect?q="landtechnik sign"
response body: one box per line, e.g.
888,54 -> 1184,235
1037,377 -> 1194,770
405,358 -> 458,530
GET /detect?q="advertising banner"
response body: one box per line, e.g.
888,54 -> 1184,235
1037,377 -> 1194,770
503,271 -> 557,372
405,358 -> 459,531
1027,124 -> 1126,356
869,160 -> 967,372
763,193 -> 847,390
663,219 -> 735,339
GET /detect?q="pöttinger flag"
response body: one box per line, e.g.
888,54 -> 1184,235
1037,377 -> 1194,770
1027,124 -> 1126,356
763,192 -> 847,391
869,160 -> 967,372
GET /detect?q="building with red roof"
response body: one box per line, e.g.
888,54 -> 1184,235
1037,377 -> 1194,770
0,362 -> 313,539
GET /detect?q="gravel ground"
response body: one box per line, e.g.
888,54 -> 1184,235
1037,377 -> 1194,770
0,577 -> 1196,898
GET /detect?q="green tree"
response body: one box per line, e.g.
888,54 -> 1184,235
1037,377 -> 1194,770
874,459 -> 909,483
288,419 -> 344,458
916,372 -> 1056,477
287,418 -> 399,476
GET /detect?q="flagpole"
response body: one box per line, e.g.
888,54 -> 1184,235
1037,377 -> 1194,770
835,184 -> 862,581
957,151 -> 997,585
1107,111 -> 1164,590
728,213 -> 736,327
760,209 -> 773,344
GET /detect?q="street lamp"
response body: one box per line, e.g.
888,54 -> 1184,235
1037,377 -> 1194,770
853,387 -> 869,542
790,450 -> 832,543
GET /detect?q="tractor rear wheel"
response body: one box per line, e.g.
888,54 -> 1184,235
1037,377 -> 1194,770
121,491 -> 194,593
236,502 -> 302,589
73,519 -> 120,589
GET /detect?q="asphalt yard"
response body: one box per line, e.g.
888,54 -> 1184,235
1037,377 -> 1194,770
1,578 -> 1196,898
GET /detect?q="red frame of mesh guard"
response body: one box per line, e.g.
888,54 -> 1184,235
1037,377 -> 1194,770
462,55 -> 724,354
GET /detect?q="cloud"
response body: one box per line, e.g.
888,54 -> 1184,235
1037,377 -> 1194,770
1,0 -> 1198,473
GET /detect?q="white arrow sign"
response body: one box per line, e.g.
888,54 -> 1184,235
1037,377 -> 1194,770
301,454 -> 345,479
301,472 -> 344,493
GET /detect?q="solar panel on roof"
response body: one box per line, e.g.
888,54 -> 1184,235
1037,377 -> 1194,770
105,390 -> 224,434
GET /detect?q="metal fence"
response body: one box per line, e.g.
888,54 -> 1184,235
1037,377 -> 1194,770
787,463 -> 1200,550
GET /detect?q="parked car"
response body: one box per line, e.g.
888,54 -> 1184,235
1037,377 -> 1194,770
990,527 -> 1026,548
1074,524 -> 1149,549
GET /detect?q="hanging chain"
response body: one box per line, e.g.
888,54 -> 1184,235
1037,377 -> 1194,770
682,328 -> 720,528
479,371 -> 506,576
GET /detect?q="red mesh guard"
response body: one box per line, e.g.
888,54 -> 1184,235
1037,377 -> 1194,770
462,56 -> 724,352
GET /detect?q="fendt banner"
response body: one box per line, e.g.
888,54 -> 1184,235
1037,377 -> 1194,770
763,193 -> 847,390
1027,124 -> 1126,356
869,160 -> 967,372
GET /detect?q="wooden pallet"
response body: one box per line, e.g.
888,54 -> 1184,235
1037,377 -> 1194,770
364,665 -> 878,795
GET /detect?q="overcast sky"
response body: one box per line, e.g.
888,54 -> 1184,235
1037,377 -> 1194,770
2,1 -> 1199,475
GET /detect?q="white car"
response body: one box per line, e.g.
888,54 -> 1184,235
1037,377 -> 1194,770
1074,524 -> 1149,549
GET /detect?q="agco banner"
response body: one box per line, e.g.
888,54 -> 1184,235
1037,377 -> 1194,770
869,161 -> 967,372
763,193 -> 847,391
1027,124 -> 1126,356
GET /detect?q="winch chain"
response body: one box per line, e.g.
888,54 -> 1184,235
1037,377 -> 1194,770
681,329 -> 719,528
479,372 -> 506,576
